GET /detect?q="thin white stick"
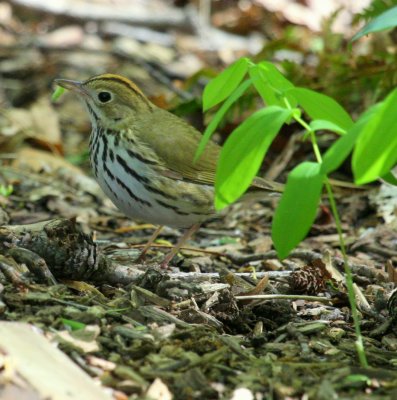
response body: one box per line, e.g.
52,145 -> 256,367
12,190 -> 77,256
235,294 -> 332,303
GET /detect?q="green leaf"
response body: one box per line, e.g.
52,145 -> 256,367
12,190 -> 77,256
382,171 -> 397,186
0,184 -> 13,197
343,374 -> 370,384
290,87 -> 354,130
195,79 -> 252,162
51,86 -> 65,102
272,162 -> 324,259
353,88 -> 397,184
249,62 -> 296,107
321,104 -> 382,175
309,119 -> 346,135
61,318 -> 86,331
203,58 -> 250,111
352,6 -> 397,41
215,106 -> 291,210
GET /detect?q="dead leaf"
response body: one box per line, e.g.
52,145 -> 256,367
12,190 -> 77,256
248,236 -> 272,253
370,183 -> 397,224
386,260 -> 397,284
5,97 -> 61,149
146,378 -> 173,400
62,280 -> 106,298
38,25 -> 84,48
55,326 -> 100,353
239,275 -> 269,296
12,147 -> 83,174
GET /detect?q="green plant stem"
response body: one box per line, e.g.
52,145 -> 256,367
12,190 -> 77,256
291,108 -> 368,367
324,179 -> 368,367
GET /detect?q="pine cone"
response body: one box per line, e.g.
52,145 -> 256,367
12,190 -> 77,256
289,259 -> 332,295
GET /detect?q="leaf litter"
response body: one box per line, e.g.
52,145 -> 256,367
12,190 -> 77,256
1,162 -> 396,398
0,1 -> 397,399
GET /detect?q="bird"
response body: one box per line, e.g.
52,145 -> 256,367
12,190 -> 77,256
55,74 -> 283,268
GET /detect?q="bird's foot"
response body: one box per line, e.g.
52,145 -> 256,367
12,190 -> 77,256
160,260 -> 170,269
135,250 -> 147,263
135,225 -> 164,264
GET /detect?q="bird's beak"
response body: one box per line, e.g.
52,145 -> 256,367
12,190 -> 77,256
54,79 -> 88,97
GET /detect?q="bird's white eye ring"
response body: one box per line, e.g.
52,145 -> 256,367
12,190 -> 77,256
98,91 -> 112,103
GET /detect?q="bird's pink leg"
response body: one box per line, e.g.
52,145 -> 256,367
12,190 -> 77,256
136,225 -> 164,262
160,223 -> 201,269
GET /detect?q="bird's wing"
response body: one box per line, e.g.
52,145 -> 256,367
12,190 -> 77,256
136,107 -> 219,185
136,107 -> 284,192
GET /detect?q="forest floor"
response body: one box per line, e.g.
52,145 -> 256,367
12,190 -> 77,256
1,1 -> 397,399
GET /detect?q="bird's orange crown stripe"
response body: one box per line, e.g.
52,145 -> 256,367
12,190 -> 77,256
86,73 -> 146,98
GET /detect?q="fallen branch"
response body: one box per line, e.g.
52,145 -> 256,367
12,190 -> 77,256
10,0 -> 191,30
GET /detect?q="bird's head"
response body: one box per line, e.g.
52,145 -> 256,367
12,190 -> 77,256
55,74 -> 153,129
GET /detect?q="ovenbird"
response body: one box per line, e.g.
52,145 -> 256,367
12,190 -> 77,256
55,74 -> 283,268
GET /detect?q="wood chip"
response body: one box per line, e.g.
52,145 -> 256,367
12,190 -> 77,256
0,322 -> 112,400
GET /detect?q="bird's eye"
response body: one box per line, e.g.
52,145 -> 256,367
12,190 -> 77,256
98,91 -> 112,103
